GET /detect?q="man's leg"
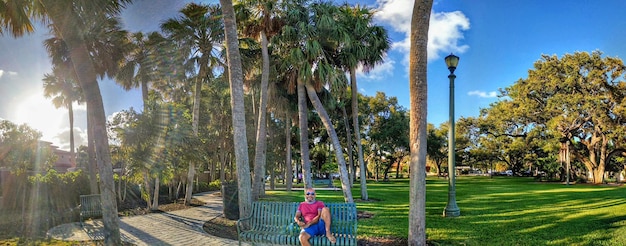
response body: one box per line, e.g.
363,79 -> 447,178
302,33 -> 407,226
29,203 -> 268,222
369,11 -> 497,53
299,231 -> 311,246
321,207 -> 336,243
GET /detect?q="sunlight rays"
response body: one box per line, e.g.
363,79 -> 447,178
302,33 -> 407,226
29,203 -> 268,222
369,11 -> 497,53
12,92 -> 86,150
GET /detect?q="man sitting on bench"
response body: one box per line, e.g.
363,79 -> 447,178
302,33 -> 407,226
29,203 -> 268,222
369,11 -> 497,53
294,188 -> 337,245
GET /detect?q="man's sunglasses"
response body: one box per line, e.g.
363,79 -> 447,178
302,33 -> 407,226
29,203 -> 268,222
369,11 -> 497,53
306,192 -> 315,195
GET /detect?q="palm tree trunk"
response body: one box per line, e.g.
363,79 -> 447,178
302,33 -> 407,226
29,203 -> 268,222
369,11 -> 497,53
408,0 -> 433,245
350,68 -> 368,200
67,41 -> 121,245
252,31 -> 271,200
221,0 -> 252,220
285,111 -> 293,191
86,103 -> 99,195
185,77 -> 202,205
68,103 -> 76,166
143,171 -> 152,205
341,105 -> 355,186
151,176 -> 160,210
141,79 -> 149,111
297,77 -> 312,188
305,83 -> 354,203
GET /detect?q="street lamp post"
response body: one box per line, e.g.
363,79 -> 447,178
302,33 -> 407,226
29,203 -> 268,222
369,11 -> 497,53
443,53 -> 461,217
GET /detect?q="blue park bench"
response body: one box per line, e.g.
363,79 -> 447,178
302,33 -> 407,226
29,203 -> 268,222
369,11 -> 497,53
237,201 -> 357,246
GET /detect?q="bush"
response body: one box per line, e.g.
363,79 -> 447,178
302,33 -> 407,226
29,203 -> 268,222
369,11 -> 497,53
195,180 -> 221,193
0,169 -> 91,238
194,181 -> 210,193
209,180 -> 221,191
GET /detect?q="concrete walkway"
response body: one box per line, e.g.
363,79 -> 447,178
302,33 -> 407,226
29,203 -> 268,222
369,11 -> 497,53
47,191 -> 248,246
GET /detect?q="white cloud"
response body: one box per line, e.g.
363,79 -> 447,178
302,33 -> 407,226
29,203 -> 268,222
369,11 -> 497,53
0,69 -> 17,79
0,69 -> 18,79
374,0 -> 470,64
468,90 -> 498,98
428,11 -> 470,60
374,0 -> 413,34
54,127 -> 88,151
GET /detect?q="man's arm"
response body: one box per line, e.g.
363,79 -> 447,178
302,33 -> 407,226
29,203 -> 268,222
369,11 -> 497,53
306,209 -> 321,226
295,211 -> 306,228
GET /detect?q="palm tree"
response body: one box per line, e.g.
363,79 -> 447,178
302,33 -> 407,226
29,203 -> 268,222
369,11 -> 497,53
409,0 -> 433,245
0,1 -> 132,244
235,0 -> 284,200
42,35 -> 100,194
161,3 -> 225,205
275,0 -> 354,202
42,67 -> 83,171
46,8 -> 128,198
267,80 -> 298,191
0,1 -> 34,37
115,32 -> 178,205
336,4 -> 390,200
219,0 -> 253,221
116,31 -> 166,109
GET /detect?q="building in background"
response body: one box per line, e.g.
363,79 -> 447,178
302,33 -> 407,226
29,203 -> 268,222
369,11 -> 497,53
40,141 -> 77,173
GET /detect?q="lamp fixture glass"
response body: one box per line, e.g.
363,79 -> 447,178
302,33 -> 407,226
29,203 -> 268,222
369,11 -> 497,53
445,53 -> 460,73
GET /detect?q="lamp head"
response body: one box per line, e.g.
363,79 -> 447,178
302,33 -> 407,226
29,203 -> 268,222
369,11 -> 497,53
445,53 -> 460,74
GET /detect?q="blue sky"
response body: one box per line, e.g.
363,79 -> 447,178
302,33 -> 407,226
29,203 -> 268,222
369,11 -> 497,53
1,0 -> 626,150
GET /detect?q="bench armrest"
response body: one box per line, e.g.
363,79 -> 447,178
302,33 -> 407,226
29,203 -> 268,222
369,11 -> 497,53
236,214 -> 254,234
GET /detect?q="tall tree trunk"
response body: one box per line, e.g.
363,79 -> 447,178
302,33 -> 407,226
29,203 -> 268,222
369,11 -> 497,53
185,76 -> 202,205
341,105 -> 355,186
408,0 -> 433,245
176,181 -> 182,199
252,31 -> 271,200
141,79 -> 149,111
210,162 -> 216,182
68,102 -> 76,167
86,104 -> 99,194
118,166 -> 122,201
297,77 -> 312,188
395,159 -> 401,179
350,68 -> 368,199
37,10 -> 118,242
221,0 -> 252,220
151,177 -> 160,210
220,139 -> 227,182
285,111 -> 293,191
143,171 -> 152,206
66,40 -> 121,246
305,84 -> 354,203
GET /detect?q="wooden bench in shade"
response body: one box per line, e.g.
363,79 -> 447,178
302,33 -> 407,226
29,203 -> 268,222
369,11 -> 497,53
79,194 -> 102,222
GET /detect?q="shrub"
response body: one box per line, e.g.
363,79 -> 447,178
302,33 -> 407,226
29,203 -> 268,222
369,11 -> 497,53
209,180 -> 221,191
0,170 -> 92,238
194,181 -> 210,193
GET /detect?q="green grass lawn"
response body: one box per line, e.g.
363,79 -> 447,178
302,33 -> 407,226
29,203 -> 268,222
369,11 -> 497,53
265,176 -> 626,246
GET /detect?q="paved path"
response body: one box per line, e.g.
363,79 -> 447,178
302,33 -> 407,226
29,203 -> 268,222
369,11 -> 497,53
47,192 -> 249,246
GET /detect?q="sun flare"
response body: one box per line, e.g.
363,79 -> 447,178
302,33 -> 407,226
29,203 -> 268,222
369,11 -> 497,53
13,92 -> 68,143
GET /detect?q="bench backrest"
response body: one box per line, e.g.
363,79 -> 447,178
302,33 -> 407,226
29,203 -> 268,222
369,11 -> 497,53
249,201 -> 357,235
80,194 -> 102,219
326,203 -> 357,235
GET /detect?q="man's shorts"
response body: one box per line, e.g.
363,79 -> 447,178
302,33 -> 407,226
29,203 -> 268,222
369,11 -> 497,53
302,219 -> 327,236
